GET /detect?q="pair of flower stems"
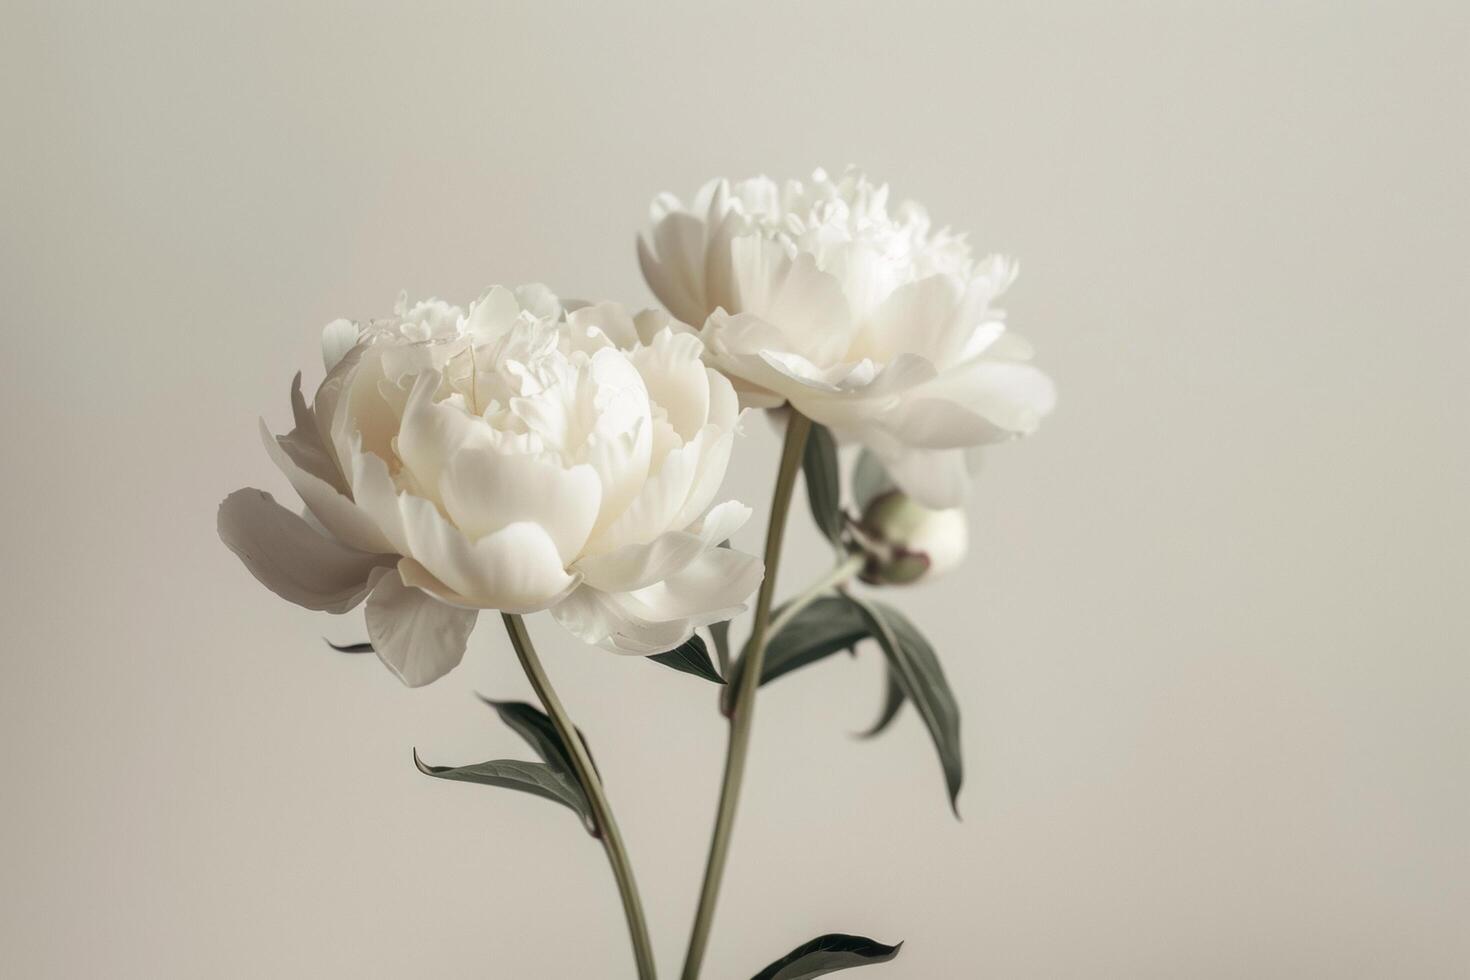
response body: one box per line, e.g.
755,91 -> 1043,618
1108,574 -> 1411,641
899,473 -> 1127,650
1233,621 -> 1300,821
501,412 -> 863,979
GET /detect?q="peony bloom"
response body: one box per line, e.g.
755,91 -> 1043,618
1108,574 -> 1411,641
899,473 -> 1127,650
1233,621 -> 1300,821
218,287 -> 761,685
638,166 -> 1056,508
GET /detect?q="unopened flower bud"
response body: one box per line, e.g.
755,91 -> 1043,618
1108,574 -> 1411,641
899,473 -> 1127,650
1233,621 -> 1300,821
853,491 -> 968,586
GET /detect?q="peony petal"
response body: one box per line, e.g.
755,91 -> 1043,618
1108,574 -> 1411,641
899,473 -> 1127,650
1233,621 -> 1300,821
404,506 -> 577,613
578,351 -> 654,538
549,585 -> 695,655
365,565 -> 478,687
861,274 -> 970,366
349,447 -> 577,611
889,361 -> 1057,448
218,488 -> 393,613
574,498 -> 749,594
877,447 -> 973,509
462,285 -> 521,341
728,240 -> 854,365
588,430 -> 703,555
321,319 -> 360,374
628,545 -> 764,623
328,345 -> 402,474
277,373 -> 348,491
260,419 -> 394,555
727,234 -> 790,322
702,208 -> 746,316
700,312 -> 822,406
568,301 -> 642,350
395,371 -> 477,510
440,450 -> 601,564
666,427 -> 735,532
630,328 -> 710,440
513,283 -> 562,322
758,349 -> 877,393
694,499 -> 751,543
639,212 -> 710,326
632,308 -> 688,347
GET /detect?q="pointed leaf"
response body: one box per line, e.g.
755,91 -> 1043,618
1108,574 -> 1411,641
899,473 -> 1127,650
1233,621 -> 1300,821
762,596 -> 869,685
479,697 -> 600,781
324,639 -> 374,653
649,634 -> 725,683
857,666 -> 906,738
723,596 -> 869,711
752,933 -> 903,979
412,750 -> 594,832
851,598 -> 963,814
802,423 -> 844,545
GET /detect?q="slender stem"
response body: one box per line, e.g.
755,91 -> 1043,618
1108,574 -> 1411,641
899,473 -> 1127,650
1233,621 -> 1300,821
502,613 -> 658,980
681,412 -> 813,979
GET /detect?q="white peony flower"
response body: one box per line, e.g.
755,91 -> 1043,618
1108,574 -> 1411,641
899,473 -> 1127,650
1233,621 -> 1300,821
638,166 -> 1056,508
218,286 -> 762,686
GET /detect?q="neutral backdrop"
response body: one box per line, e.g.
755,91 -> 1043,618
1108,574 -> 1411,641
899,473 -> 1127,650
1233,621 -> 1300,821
3,2 -> 1466,977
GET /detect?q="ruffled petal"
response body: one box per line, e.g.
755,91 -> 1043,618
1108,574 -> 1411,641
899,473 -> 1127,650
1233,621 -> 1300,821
395,371 -> 478,511
889,361 -> 1057,448
441,449 -> 601,565
568,301 -> 642,350
587,430 -> 704,554
549,585 -> 694,655
350,447 -> 577,611
630,328 -> 710,439
666,426 -> 736,532
365,565 -> 478,687
217,488 -> 393,613
862,274 -> 969,365
728,238 -> 854,365
577,349 -> 655,538
552,540 -> 761,655
260,419 -> 394,555
573,500 -> 751,593
627,545 -> 764,623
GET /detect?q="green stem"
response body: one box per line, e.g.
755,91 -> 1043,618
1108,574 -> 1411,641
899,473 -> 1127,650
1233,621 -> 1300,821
681,412 -> 813,980
502,613 -> 657,980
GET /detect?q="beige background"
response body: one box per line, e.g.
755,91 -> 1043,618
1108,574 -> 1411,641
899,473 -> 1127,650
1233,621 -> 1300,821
3,1 -> 1466,977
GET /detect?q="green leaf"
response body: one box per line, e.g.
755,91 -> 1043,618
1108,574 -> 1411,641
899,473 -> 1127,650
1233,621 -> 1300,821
763,596 -> 870,685
857,666 -> 906,738
851,598 -> 963,814
802,423 -> 844,545
752,933 -> 903,979
479,697 -> 592,776
417,699 -> 601,834
649,634 -> 725,684
412,751 -> 594,831
324,639 -> 373,653
723,596 -> 869,711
